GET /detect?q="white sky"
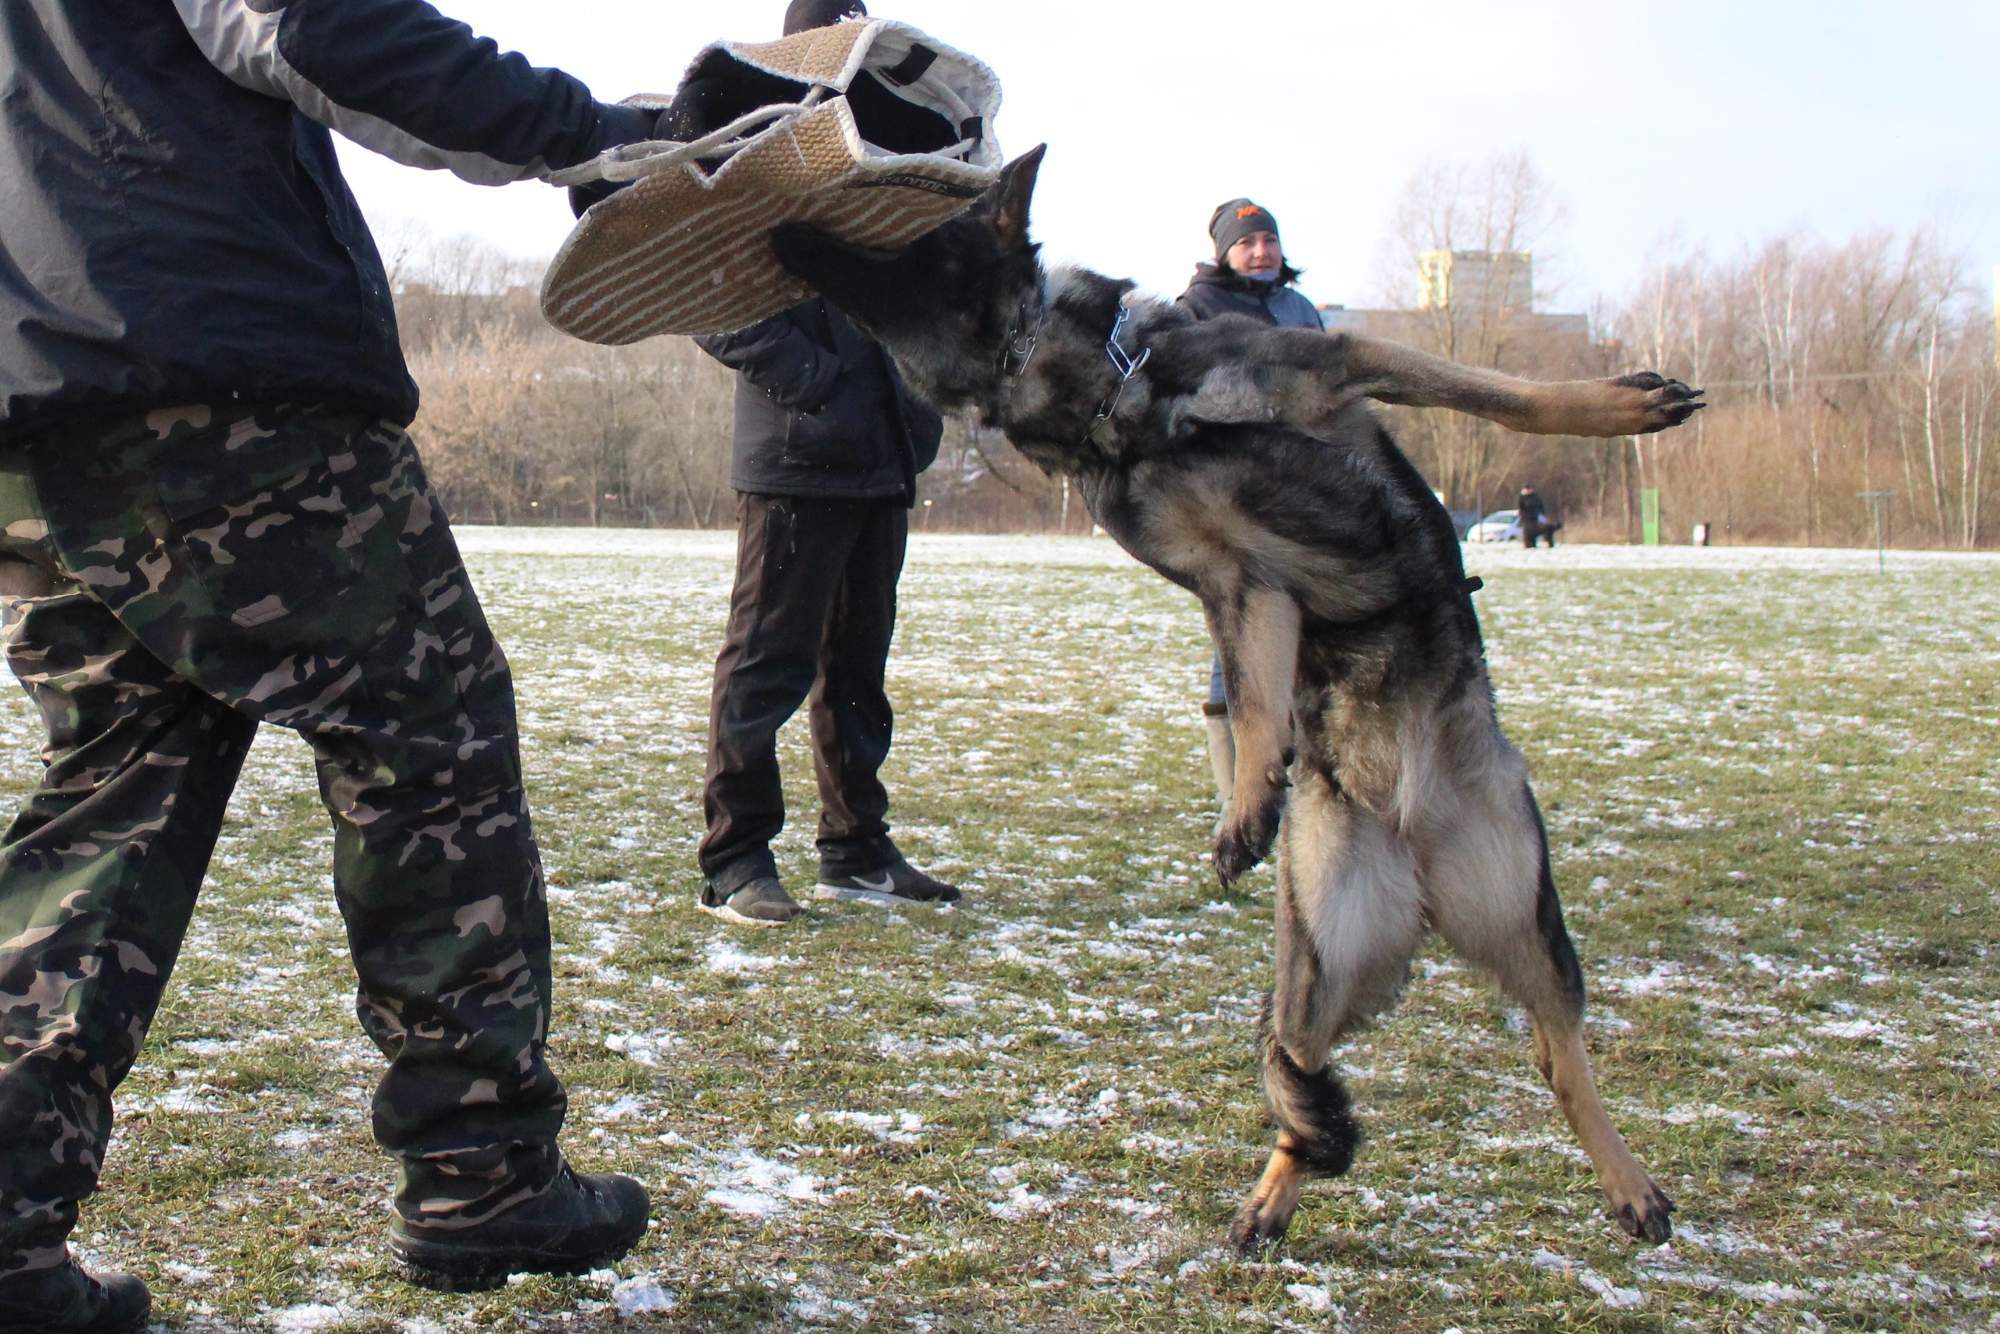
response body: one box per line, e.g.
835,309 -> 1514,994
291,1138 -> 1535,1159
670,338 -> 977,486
337,0 -> 2000,314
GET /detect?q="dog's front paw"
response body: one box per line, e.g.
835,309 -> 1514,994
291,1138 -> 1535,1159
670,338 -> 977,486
1214,774 -> 1286,886
1227,1200 -> 1292,1256
1613,1179 -> 1676,1245
1606,371 -> 1706,435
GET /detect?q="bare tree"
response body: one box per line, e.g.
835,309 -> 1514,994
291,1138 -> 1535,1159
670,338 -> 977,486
1379,152 -> 1573,509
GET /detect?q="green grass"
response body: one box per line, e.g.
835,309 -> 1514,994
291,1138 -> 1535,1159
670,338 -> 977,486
5,534 -> 1994,1330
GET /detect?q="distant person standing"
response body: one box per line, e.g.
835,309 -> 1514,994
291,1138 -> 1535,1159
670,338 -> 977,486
1177,199 -> 1323,816
1518,484 -> 1555,548
684,0 -> 961,929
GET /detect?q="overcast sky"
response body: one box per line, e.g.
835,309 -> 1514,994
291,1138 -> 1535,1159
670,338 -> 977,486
337,0 -> 2000,315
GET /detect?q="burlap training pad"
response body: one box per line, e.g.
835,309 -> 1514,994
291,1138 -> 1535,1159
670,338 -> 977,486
541,20 -> 1002,343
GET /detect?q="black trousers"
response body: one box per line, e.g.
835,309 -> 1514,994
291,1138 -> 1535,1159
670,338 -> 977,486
699,494 -> 908,891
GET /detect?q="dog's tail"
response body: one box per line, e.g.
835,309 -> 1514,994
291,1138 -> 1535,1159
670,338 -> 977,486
1256,997 -> 1359,1177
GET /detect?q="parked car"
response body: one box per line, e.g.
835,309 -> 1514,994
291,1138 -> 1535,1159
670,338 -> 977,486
1466,509 -> 1522,543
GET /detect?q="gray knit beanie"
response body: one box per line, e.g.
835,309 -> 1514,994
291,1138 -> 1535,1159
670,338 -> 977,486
1209,198 -> 1280,264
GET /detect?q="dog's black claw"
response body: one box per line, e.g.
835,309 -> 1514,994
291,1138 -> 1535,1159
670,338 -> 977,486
1616,1185 -> 1675,1245
1214,834 -> 1256,887
1215,787 -> 1285,885
1227,1210 -> 1287,1257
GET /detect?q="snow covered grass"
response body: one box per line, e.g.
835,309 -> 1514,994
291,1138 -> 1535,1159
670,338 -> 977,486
5,531 -> 1994,1329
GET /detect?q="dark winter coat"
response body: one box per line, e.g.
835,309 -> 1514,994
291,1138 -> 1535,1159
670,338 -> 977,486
696,301 -> 944,504
1176,262 -> 1325,331
0,0 -> 654,443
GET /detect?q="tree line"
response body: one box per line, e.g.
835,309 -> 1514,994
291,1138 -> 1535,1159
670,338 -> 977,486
388,161 -> 1997,548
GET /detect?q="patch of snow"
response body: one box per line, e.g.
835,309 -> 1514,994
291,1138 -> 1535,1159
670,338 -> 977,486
1119,1132 -> 1195,1157
1286,1283 -> 1335,1313
271,1305 -> 355,1331
989,1184 -> 1055,1219
1600,962 -> 1685,996
1812,1018 -> 1906,1045
612,1277 -> 678,1315
700,1149 -> 830,1218
787,1285 -> 872,1325
818,1109 -> 925,1143
593,1094 -> 649,1122
705,940 -> 782,975
1532,1250 -> 1644,1308
124,1085 -> 226,1115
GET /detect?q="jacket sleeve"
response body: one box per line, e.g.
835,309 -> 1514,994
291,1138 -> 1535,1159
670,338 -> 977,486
694,310 -> 842,413
169,0 -> 653,184
903,390 -> 945,474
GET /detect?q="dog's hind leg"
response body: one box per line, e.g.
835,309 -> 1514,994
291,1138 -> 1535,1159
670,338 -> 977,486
1204,588 -> 1300,886
1420,767 -> 1675,1244
1230,774 -> 1423,1252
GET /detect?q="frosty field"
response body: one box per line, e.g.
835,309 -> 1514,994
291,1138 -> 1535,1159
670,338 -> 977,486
6,531 -> 1995,1331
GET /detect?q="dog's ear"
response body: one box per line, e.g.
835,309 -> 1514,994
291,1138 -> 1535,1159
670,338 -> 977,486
990,144 -> 1046,253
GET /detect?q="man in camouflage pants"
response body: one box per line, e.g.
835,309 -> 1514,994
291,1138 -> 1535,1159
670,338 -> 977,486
0,409 -> 636,1293
0,2 -> 664,1326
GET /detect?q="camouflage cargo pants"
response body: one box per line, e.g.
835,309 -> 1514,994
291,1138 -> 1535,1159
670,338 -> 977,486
0,405 -> 567,1275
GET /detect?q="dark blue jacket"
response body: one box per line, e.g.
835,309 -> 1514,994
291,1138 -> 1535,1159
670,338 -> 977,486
1176,262 -> 1325,331
0,0 -> 653,442
696,301 -> 944,504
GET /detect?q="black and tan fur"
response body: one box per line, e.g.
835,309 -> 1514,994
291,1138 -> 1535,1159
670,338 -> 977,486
771,146 -> 1698,1251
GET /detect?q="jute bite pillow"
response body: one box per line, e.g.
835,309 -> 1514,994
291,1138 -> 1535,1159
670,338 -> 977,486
541,19 -> 1002,342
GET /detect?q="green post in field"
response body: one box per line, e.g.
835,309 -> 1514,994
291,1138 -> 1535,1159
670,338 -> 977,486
1641,488 -> 1661,546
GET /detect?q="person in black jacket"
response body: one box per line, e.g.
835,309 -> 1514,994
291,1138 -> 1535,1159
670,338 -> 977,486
679,0 -> 958,931
1176,198 -> 1324,821
692,295 -> 958,927
1517,484 -> 1557,547
0,1 -> 661,1320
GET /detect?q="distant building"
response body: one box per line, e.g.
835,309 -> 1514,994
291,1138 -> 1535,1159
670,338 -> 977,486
1317,248 -> 1596,375
1416,249 -> 1533,315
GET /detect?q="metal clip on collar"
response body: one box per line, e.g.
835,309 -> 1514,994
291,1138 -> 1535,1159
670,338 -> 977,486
1088,303 -> 1152,440
1001,300 -> 1041,377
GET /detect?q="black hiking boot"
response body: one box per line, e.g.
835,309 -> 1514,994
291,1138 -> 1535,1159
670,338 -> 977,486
0,1259 -> 150,1334
390,1164 -> 650,1292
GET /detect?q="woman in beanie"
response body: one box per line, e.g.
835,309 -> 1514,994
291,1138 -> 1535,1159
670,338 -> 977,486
1179,197 -> 1325,329
1176,199 -> 1324,820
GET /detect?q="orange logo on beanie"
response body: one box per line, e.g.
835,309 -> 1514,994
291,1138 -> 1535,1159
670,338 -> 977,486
1236,205 -> 1262,220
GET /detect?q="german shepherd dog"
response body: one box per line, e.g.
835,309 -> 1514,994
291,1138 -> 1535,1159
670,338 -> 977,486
770,147 -> 1700,1251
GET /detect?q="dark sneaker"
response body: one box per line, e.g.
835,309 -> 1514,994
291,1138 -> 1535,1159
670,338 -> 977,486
697,875 -> 802,927
0,1260 -> 149,1334
390,1164 -> 650,1293
816,858 -> 962,907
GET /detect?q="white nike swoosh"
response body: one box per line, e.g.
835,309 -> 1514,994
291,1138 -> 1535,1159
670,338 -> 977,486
851,872 -> 897,895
